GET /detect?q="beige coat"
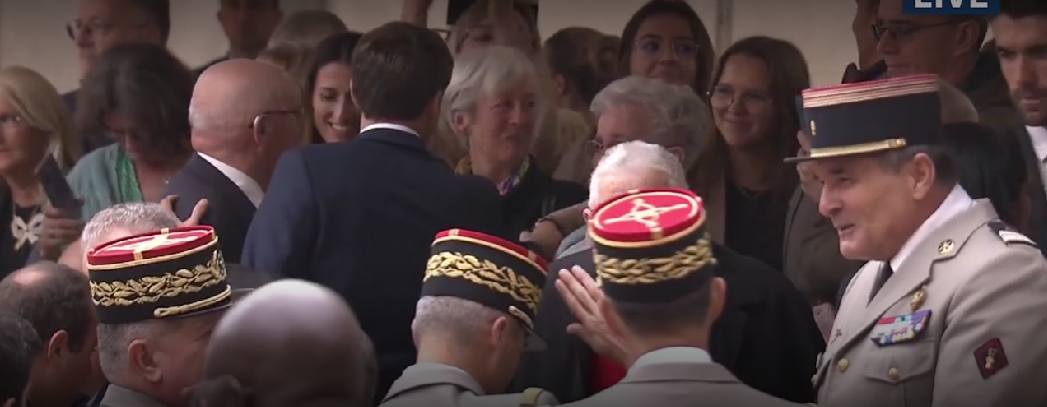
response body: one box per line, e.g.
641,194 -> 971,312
381,363 -> 559,407
563,362 -> 806,407
815,200 -> 1047,407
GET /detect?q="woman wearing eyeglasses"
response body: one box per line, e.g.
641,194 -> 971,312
37,43 -> 194,259
0,66 -> 81,278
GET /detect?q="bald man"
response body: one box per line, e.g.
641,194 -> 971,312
164,58 -> 302,263
186,279 -> 378,407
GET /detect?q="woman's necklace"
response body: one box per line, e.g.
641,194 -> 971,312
11,201 -> 44,251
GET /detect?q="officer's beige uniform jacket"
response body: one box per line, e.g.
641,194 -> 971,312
380,363 -> 559,407
815,188 -> 1047,407
564,347 -> 804,407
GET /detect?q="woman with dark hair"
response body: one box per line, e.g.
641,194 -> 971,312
37,43 -> 195,258
690,36 -> 810,272
943,121 -> 1031,229
616,0 -> 716,95
307,31 -> 363,144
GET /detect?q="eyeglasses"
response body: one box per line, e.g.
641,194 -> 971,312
66,20 -> 150,41
709,85 -> 771,109
250,109 -> 303,129
66,20 -> 115,40
872,21 -> 958,42
634,37 -> 700,60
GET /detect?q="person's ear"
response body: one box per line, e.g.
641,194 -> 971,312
666,146 -> 686,166
552,74 -> 568,98
128,338 -> 162,383
46,330 -> 69,362
954,20 -> 981,56
708,277 -> 726,323
451,111 -> 473,139
252,115 -> 268,146
489,315 -> 511,349
908,153 -> 937,201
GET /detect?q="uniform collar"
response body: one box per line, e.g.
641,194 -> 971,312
99,385 -> 169,407
631,346 -> 712,370
887,184 -> 975,272
197,152 -> 264,208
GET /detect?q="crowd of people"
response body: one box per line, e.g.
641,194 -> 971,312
0,0 -> 1046,406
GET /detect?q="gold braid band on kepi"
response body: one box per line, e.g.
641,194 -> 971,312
86,225 -> 233,325
589,188 -> 717,304
785,73 -> 943,163
423,228 -> 549,351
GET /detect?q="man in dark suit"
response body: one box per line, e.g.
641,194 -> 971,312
241,21 -> 505,403
515,141 -> 824,403
164,59 -> 302,264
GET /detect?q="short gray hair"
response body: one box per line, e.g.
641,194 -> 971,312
938,79 -> 979,123
442,46 -> 546,149
589,141 -> 688,205
591,76 -> 711,170
267,10 -> 348,49
96,320 -> 172,380
413,296 -> 510,341
81,203 -> 179,250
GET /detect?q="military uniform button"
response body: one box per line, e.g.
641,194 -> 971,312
838,358 -> 849,372
888,367 -> 900,381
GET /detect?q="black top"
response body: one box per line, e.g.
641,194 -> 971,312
724,181 -> 787,272
501,163 -> 587,240
0,190 -> 42,279
240,127 -> 507,404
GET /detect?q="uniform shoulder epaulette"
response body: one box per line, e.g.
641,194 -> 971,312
988,221 -> 1037,247
520,388 -> 555,407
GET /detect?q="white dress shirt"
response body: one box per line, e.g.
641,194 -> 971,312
879,185 -> 976,273
361,123 -> 420,137
198,152 -> 264,208
1027,126 -> 1047,199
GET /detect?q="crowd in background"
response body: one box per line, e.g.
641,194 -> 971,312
0,0 -> 1045,406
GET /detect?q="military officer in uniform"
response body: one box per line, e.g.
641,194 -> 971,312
380,229 -> 559,407
792,74 -> 1047,407
86,226 -> 234,407
556,188 -> 806,407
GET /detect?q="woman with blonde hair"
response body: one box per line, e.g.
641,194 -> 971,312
401,0 -> 591,174
0,66 -> 80,277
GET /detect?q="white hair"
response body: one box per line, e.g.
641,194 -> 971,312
590,76 -> 711,169
413,296 -> 509,340
81,203 -> 180,251
442,46 -> 547,149
589,141 -> 689,206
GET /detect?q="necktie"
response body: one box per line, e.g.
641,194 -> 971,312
869,262 -> 893,303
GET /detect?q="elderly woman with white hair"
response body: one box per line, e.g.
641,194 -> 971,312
524,75 -> 711,258
444,46 -> 586,238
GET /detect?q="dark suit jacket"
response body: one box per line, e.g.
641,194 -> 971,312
515,241 -> 825,403
240,127 -> 505,403
163,154 -> 256,263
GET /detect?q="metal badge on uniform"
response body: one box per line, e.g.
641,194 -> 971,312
974,338 -> 1010,379
870,309 -> 932,346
